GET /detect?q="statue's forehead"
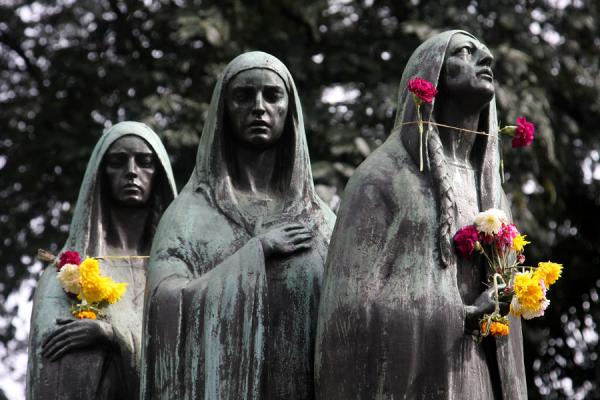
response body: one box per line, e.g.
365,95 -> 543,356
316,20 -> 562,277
448,32 -> 490,52
106,135 -> 153,154
227,68 -> 287,90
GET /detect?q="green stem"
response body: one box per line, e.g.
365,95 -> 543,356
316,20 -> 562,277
417,102 -> 424,171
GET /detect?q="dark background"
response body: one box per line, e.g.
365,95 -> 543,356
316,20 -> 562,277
1,0 -> 599,398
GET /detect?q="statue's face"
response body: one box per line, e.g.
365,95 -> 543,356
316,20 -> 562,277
442,33 -> 495,104
225,69 -> 289,149
104,135 -> 156,206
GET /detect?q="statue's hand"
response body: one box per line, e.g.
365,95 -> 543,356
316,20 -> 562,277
258,222 -> 313,258
464,288 -> 508,333
42,318 -> 115,361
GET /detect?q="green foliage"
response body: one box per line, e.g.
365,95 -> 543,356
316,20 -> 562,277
1,0 -> 599,398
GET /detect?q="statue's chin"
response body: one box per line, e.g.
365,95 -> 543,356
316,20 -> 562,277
115,196 -> 148,207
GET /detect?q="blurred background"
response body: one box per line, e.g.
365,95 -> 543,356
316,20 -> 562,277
1,0 -> 599,398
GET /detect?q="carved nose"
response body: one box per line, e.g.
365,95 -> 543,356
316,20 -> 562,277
252,92 -> 266,115
125,157 -> 137,179
477,48 -> 494,67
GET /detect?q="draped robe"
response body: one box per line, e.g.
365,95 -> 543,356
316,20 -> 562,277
315,31 -> 527,400
27,122 -> 177,400
141,52 -> 335,400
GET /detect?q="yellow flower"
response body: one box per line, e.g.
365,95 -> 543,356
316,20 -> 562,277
79,257 -> 100,277
512,234 -> 530,253
535,262 -> 563,287
81,275 -> 112,303
106,282 -> 127,304
74,310 -> 97,319
513,271 -> 544,312
79,257 -> 127,304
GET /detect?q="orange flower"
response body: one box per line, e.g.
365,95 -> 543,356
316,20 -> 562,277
481,320 -> 510,336
74,310 -> 97,320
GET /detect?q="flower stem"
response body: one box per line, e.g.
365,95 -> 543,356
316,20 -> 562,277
416,101 -> 424,171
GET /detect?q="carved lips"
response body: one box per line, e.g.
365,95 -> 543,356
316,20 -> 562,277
247,118 -> 271,133
476,67 -> 494,81
122,182 -> 143,196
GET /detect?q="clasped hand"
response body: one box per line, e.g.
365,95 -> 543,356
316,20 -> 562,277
42,318 -> 114,361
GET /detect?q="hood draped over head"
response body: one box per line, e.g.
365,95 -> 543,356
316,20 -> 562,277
141,52 -> 335,399
186,51 -> 328,236
314,31 -> 526,400
64,121 -> 177,256
391,29 -> 503,268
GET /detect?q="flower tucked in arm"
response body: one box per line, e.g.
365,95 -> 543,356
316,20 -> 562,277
453,225 -> 480,258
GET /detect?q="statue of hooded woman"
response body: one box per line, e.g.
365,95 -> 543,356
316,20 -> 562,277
141,52 -> 335,399
315,30 -> 527,399
27,122 -> 177,400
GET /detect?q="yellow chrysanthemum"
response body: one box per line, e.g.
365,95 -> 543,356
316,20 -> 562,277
79,257 -> 127,304
513,271 -> 544,312
512,234 -> 530,253
74,310 -> 97,320
79,257 -> 101,277
535,261 -> 563,287
81,275 -> 112,303
106,282 -> 128,304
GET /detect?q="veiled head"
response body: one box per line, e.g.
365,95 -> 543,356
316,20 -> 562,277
225,69 -> 290,150
63,121 -> 176,256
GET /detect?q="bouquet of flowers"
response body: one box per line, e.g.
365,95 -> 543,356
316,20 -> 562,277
39,250 -> 127,319
453,209 -> 563,338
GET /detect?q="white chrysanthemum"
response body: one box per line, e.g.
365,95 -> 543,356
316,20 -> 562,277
57,263 -> 81,295
521,299 -> 550,320
510,295 -> 550,320
474,208 -> 508,236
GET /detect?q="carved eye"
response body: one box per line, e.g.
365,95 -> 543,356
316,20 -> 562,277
263,87 -> 285,103
136,154 -> 155,168
457,46 -> 473,57
105,153 -> 127,168
232,87 -> 253,102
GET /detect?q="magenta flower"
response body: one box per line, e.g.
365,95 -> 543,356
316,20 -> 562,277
454,225 -> 480,258
58,251 -> 81,271
512,117 -> 535,148
495,223 -> 519,250
408,77 -> 438,104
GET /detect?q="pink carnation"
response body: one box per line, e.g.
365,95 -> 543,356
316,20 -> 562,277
454,225 -> 480,258
495,223 -> 519,250
408,77 -> 438,104
512,117 -> 535,148
58,251 -> 81,270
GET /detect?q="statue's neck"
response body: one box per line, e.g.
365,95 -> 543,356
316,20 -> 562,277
232,145 -> 278,196
435,97 -> 485,166
106,204 -> 150,256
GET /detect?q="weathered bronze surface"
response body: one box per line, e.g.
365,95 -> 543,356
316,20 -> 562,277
141,52 -> 335,399
315,30 -> 527,399
27,122 -> 177,400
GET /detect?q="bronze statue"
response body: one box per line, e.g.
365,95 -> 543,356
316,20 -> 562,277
315,30 -> 527,399
141,52 -> 335,399
27,122 -> 177,400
